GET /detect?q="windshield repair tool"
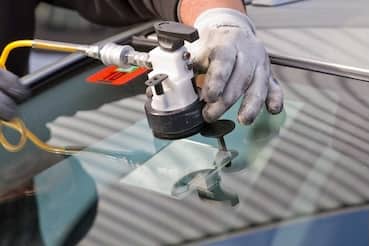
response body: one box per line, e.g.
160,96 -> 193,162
172,120 -> 239,205
143,22 -> 203,139
0,22 -> 207,157
200,120 -> 239,168
88,22 -> 202,139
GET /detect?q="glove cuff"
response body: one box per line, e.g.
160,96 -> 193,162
193,8 -> 256,34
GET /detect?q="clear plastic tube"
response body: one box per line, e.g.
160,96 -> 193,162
0,40 -> 120,157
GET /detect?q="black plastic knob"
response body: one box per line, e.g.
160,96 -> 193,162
154,21 -> 199,51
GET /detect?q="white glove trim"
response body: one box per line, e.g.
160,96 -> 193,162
193,8 -> 256,34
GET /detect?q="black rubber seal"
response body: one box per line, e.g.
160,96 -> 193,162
145,99 -> 204,140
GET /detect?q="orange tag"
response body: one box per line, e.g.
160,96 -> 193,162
86,65 -> 148,86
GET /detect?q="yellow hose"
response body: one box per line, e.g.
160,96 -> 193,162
0,118 -> 79,155
0,40 -> 33,70
0,40 -> 89,155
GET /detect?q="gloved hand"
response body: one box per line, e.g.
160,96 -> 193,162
188,8 -> 284,124
0,69 -> 30,120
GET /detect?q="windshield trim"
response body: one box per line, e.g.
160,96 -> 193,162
187,205 -> 369,246
270,51 -> 369,83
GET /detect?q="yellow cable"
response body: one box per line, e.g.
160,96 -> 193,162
0,40 -> 33,70
0,118 -> 79,155
0,39 -> 86,69
0,40 -> 88,155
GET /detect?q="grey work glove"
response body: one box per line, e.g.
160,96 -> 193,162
0,69 -> 30,120
188,8 -> 284,124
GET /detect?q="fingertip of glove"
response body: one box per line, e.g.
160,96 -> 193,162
237,114 -> 255,125
0,95 -> 17,121
202,106 -> 218,123
237,103 -> 261,125
266,101 -> 284,115
0,70 -> 31,102
0,111 -> 16,121
203,88 -> 222,103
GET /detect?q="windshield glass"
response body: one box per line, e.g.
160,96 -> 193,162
1,56 -> 368,245
1,1 -> 369,245
249,0 -> 369,70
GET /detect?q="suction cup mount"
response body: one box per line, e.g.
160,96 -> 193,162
171,120 -> 239,206
201,119 -> 238,168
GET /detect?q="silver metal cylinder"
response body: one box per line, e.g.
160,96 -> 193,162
126,51 -> 152,69
96,43 -> 152,69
